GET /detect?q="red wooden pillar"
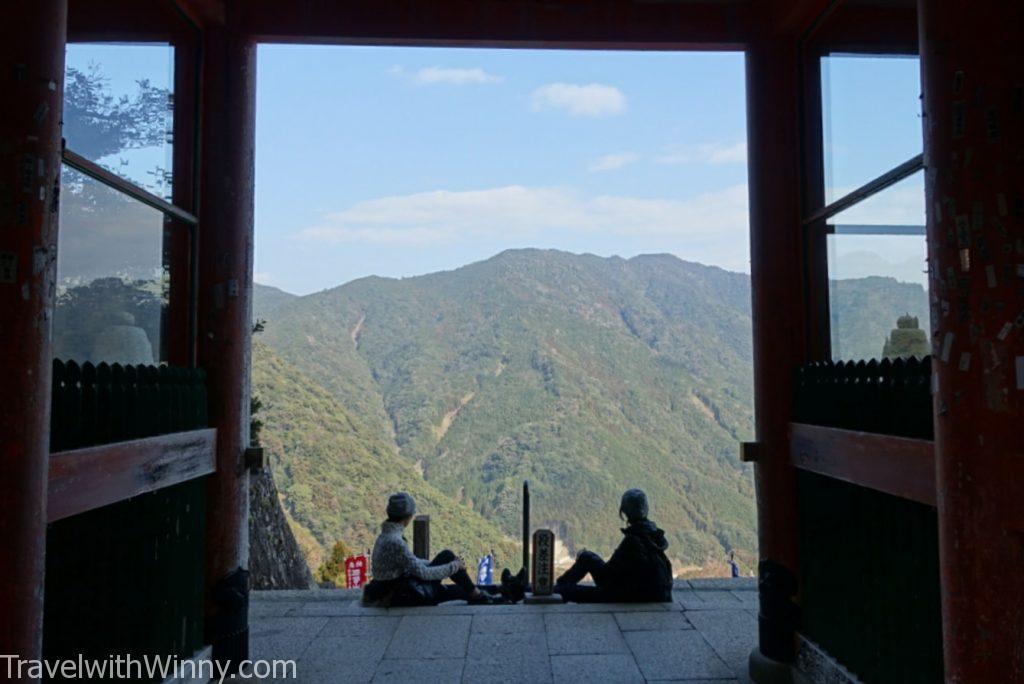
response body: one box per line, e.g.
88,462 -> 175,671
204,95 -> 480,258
0,0 -> 66,665
918,2 -> 1024,680
197,23 -> 256,666
745,25 -> 806,666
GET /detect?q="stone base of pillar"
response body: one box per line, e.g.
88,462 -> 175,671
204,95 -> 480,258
750,635 -> 865,684
748,648 -> 811,684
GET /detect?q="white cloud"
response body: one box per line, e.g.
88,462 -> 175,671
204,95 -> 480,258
530,83 -> 626,117
657,142 -> 747,165
253,271 -> 276,285
389,65 -> 503,85
299,184 -> 751,271
588,152 -> 640,172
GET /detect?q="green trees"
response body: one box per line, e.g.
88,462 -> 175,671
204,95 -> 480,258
253,251 -> 929,576
64,64 -> 170,162
317,540 -> 355,587
254,251 -> 759,573
882,314 -> 930,359
251,341 -> 520,568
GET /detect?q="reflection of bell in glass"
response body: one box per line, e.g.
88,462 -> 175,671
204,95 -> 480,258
92,311 -> 154,365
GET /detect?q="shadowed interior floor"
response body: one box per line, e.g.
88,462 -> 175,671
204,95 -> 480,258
250,578 -> 757,683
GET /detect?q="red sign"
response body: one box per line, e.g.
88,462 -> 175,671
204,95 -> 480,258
345,554 -> 368,588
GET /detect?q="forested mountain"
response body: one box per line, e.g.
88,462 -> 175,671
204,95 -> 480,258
828,276 -> 930,361
252,341 -> 520,567
252,250 -> 927,576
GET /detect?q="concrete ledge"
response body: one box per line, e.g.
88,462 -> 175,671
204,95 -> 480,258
252,587 -> 362,601
686,577 -> 758,590
253,579 -> 756,603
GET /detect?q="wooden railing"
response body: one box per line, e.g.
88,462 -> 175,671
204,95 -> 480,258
48,428 -> 216,522
790,356 -> 936,506
48,358 -> 215,521
789,423 -> 934,507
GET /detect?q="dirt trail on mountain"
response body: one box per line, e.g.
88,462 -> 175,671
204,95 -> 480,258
350,314 -> 365,347
435,391 -> 475,441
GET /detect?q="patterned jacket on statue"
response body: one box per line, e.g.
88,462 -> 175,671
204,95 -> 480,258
368,521 -> 458,582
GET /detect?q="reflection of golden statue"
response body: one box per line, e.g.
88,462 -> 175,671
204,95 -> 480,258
92,310 -> 154,365
882,313 -> 929,359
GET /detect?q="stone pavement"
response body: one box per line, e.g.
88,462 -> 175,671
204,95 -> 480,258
251,578 -> 758,683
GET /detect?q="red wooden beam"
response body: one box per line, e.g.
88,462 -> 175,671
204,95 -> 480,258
196,22 -> 256,668
808,2 -> 918,56
173,0 -> 226,29
236,0 -> 750,49
0,0 -> 67,667
774,0 -> 833,37
789,423 -> 936,507
67,0 -> 198,42
745,5 -> 805,664
47,429 -> 217,523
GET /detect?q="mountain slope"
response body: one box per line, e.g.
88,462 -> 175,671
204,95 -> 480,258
255,249 -> 929,575
260,250 -> 758,571
251,341 -> 519,563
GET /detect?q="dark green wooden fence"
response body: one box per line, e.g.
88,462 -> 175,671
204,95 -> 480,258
797,470 -> 944,682
44,478 -> 208,679
50,359 -> 208,451
794,356 -> 933,439
45,361 -> 210,680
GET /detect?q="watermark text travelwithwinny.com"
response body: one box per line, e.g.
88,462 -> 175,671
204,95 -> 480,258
1,654 -> 297,681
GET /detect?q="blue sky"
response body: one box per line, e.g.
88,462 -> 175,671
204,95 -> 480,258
64,44 -> 927,296
254,46 -> 752,294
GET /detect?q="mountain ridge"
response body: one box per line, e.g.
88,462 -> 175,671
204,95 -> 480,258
256,249 -> 757,574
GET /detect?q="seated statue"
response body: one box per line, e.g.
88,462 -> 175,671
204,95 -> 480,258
554,489 -> 674,603
362,492 -> 501,607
